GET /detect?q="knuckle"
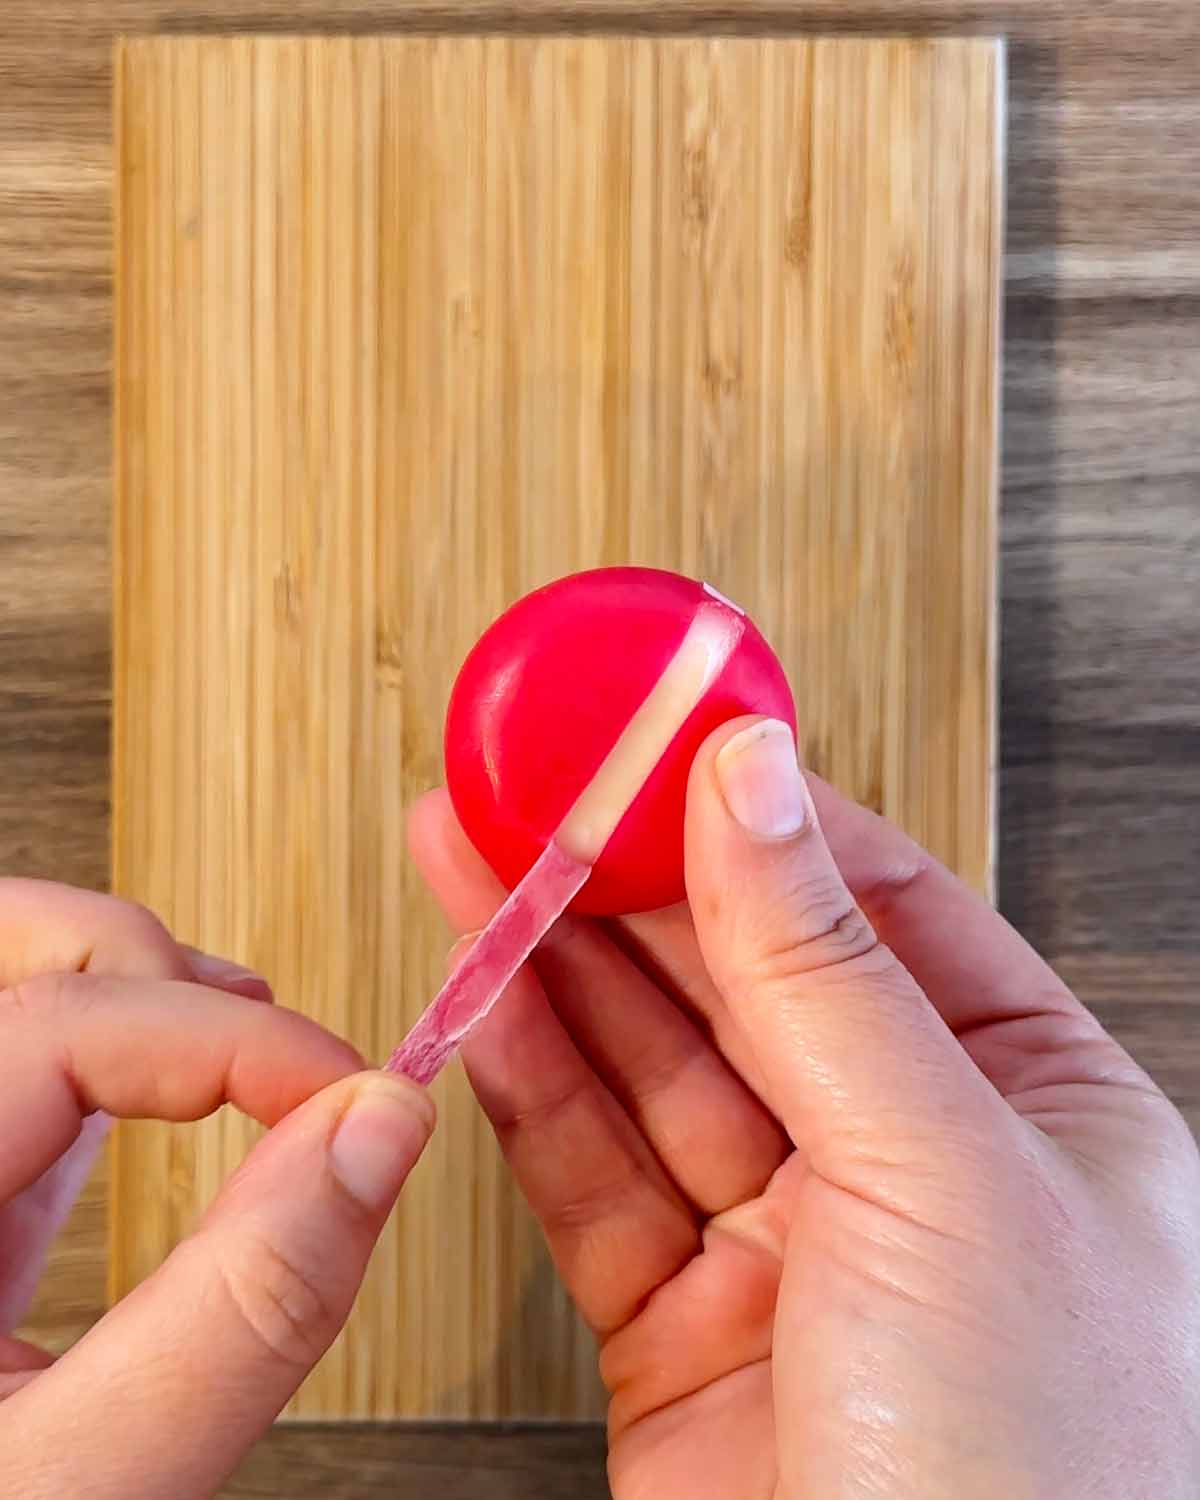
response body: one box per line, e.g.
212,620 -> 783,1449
108,897 -> 175,954
744,866 -> 880,987
541,1160 -> 644,1238
854,849 -> 934,926
214,1234 -> 337,1372
1,970 -> 74,1023
91,895 -> 189,980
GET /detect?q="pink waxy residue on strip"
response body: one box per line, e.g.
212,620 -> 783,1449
384,840 -> 591,1085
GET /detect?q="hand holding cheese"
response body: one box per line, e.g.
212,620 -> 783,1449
412,723 -> 1200,1498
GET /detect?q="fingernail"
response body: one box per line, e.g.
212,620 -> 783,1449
715,720 -> 810,840
329,1075 -> 435,1212
447,932 -> 481,974
187,948 -> 273,1001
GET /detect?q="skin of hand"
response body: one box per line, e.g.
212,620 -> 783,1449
410,717 -> 1200,1500
0,880 -> 433,1500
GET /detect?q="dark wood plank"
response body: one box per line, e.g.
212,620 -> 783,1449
2,0 -> 1198,1490
221,1425 -> 609,1500
1055,956 -> 1200,1124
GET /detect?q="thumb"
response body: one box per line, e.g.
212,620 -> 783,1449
685,718 -> 1001,1169
4,1071 -> 433,1500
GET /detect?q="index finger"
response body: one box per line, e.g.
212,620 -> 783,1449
0,973 -> 362,1203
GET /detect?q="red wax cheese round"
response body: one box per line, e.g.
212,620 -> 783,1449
444,567 -> 797,916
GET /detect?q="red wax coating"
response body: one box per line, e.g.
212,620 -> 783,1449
444,567 -> 797,916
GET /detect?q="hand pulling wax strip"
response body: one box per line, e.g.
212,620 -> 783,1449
385,567 -> 796,1085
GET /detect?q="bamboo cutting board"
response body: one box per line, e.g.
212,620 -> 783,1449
112,35 -> 1003,1419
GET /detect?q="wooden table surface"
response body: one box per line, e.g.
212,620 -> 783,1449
2,2 -> 1198,1495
